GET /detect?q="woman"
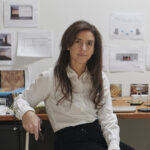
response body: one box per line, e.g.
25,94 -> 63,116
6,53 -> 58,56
14,20 -> 134,150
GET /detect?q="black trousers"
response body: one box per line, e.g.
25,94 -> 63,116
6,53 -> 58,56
54,120 -> 135,150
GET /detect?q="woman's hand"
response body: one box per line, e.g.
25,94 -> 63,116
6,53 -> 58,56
22,110 -> 41,140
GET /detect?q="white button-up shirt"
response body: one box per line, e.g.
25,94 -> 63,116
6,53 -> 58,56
14,66 -> 120,150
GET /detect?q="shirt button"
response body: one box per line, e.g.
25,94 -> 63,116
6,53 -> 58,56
81,128 -> 86,136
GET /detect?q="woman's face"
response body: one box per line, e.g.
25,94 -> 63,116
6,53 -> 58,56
68,30 -> 95,66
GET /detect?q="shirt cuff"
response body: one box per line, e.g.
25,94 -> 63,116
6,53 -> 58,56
15,106 -> 35,120
108,140 -> 120,150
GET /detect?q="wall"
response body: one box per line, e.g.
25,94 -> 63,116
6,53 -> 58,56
0,0 -> 150,149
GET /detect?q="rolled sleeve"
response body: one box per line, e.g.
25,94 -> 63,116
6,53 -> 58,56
14,95 -> 35,120
98,72 -> 120,150
108,140 -> 120,150
13,70 -> 52,120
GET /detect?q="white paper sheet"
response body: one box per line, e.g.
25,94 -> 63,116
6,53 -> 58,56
102,46 -> 109,72
17,31 -> 53,58
4,0 -> 39,27
0,105 -> 14,115
110,12 -> 144,40
146,45 -> 150,70
0,32 -> 15,65
109,45 -> 145,72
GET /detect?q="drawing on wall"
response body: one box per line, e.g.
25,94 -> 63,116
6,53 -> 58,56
4,0 -> 39,27
110,13 -> 144,40
109,45 -> 145,72
110,84 -> 122,97
146,45 -> 150,71
130,84 -> 148,95
0,33 -> 14,65
17,31 -> 53,58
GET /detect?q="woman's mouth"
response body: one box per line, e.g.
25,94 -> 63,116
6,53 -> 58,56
78,54 -> 86,56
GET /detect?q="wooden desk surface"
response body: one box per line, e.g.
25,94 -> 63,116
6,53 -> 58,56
1,97 -> 150,121
112,97 -> 150,119
0,114 -> 48,121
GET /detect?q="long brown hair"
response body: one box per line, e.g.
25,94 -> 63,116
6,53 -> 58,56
54,20 -> 103,108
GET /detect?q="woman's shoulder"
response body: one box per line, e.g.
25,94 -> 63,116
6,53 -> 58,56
40,67 -> 55,79
102,71 -> 108,80
102,71 -> 110,86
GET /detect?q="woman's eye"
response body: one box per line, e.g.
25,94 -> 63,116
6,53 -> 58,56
87,41 -> 93,46
74,39 -> 80,43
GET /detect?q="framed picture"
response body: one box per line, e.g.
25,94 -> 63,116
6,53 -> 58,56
4,0 -> 39,27
110,84 -> 122,97
0,32 -> 15,65
110,13 -> 144,40
109,45 -> 144,72
0,70 -> 25,90
130,84 -> 148,95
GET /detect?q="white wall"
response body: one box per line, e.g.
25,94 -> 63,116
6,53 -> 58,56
1,0 -> 150,92
1,0 -> 150,149
1,0 -> 150,95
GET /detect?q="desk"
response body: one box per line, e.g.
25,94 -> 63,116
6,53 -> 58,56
112,97 -> 150,119
1,97 -> 150,120
0,99 -> 149,150
0,114 -> 48,121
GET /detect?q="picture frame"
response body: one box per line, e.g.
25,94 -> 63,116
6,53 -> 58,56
4,0 -> 39,27
110,84 -> 122,97
130,84 -> 148,95
0,70 -> 25,90
0,32 -> 15,65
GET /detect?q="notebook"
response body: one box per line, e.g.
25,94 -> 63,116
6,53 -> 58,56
113,106 -> 136,113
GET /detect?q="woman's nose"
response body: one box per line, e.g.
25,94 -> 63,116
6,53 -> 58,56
81,43 -> 87,51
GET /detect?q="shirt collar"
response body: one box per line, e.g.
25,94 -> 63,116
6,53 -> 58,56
66,65 -> 89,79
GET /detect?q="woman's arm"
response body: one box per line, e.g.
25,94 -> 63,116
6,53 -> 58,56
13,70 -> 52,140
14,70 -> 51,119
98,72 -> 120,150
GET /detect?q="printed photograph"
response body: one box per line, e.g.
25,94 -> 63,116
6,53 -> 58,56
116,53 -> 138,62
4,0 -> 39,27
0,48 -> 11,61
130,84 -> 148,95
0,70 -> 25,90
11,5 -> 33,20
110,84 -> 122,97
0,34 -> 11,46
